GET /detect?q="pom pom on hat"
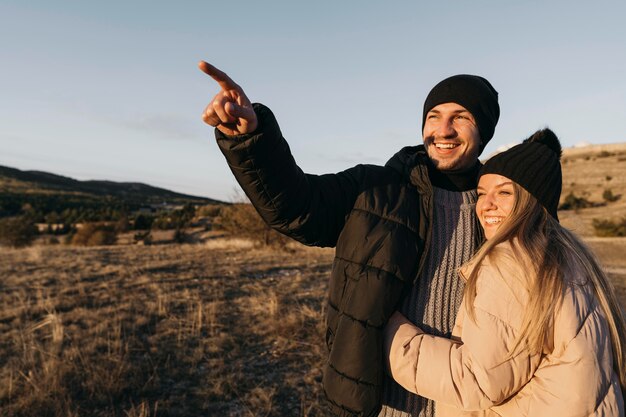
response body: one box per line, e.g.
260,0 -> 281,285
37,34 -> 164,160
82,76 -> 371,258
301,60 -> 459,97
523,128 -> 562,158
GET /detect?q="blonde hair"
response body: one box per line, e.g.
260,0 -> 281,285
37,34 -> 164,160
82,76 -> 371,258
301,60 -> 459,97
464,182 -> 626,394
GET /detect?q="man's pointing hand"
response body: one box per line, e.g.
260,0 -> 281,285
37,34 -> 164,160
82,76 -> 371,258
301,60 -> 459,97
198,61 -> 258,136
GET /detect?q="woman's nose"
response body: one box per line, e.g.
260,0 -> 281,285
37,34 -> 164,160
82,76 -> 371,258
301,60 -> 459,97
482,194 -> 497,210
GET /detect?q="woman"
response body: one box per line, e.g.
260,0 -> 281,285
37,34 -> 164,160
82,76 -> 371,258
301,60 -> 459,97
385,129 -> 625,416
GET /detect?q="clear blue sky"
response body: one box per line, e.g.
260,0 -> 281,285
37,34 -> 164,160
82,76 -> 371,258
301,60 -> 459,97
1,1 -> 625,202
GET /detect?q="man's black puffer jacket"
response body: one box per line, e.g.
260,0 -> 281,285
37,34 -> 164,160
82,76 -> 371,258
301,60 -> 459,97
216,104 -> 434,416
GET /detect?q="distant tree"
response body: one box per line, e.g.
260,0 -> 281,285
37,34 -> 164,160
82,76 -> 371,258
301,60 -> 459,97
0,215 -> 37,248
133,214 -> 153,230
0,196 -> 22,217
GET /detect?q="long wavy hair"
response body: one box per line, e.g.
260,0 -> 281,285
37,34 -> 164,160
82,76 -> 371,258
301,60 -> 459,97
464,182 -> 626,394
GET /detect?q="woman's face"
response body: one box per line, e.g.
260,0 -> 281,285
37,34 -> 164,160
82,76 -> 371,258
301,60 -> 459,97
476,174 -> 516,240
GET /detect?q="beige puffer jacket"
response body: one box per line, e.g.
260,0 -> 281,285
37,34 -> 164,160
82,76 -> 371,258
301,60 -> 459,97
385,242 -> 624,417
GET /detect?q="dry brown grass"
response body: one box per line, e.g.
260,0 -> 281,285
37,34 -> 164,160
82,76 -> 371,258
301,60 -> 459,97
0,241 -> 334,416
1,221 -> 625,415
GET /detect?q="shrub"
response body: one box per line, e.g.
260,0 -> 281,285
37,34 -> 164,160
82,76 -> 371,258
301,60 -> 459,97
215,204 -> 292,248
151,215 -> 174,230
115,216 -> 130,232
592,218 -> 626,237
71,223 -> 117,246
153,204 -> 196,230
173,228 -> 192,244
0,215 -> 37,247
558,192 -> 593,211
197,204 -> 222,218
603,189 -> 620,203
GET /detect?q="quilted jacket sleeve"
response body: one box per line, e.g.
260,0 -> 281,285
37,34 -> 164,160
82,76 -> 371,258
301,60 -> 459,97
215,103 -> 374,247
384,256 -> 542,412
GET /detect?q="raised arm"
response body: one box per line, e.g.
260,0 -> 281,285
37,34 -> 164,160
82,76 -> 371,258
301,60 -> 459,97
198,62 -> 386,247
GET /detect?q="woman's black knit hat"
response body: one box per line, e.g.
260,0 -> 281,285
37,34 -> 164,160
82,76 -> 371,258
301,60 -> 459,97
479,128 -> 563,220
422,74 -> 500,151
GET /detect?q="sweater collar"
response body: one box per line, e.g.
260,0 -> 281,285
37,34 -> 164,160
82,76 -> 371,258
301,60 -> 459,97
426,160 -> 481,192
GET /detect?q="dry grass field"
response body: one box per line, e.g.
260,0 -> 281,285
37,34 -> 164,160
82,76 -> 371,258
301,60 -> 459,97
0,239 -> 626,417
1,143 -> 625,417
559,143 -> 626,236
1,237 -> 625,417
0,240 -> 336,416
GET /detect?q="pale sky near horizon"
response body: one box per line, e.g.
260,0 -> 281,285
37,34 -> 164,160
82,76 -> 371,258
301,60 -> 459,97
1,1 -> 625,202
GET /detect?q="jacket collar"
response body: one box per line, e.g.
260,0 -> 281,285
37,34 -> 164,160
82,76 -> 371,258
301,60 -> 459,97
385,145 -> 431,195
385,145 -> 481,192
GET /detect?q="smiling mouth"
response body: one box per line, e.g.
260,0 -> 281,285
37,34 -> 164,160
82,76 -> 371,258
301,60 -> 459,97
434,142 -> 460,149
483,216 -> 504,225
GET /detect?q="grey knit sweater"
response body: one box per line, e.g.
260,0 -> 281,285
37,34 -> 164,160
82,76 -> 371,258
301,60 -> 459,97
379,187 -> 479,417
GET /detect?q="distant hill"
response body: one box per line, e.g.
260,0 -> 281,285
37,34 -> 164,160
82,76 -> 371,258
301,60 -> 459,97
0,165 -> 225,219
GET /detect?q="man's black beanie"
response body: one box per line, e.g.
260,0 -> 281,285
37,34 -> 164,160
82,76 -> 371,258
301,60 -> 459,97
422,74 -> 500,151
480,128 -> 563,220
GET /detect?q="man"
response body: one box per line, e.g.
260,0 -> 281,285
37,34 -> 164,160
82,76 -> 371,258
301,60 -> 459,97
199,61 -> 500,417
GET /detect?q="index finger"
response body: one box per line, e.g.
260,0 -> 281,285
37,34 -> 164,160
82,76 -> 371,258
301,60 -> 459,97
198,60 -> 237,90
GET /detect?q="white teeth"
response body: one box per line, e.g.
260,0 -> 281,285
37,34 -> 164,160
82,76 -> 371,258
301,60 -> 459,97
435,143 -> 459,149
484,217 -> 503,225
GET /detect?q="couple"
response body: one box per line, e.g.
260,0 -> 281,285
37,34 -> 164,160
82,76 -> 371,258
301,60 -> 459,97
199,61 -> 626,417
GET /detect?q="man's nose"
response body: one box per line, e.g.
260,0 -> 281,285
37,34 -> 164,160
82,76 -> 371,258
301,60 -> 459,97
438,118 -> 456,137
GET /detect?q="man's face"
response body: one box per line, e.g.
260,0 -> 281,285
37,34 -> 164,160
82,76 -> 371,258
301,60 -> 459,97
422,103 -> 482,172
